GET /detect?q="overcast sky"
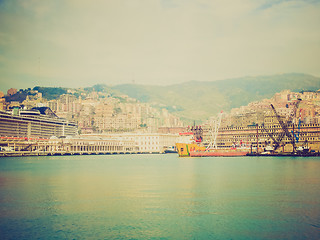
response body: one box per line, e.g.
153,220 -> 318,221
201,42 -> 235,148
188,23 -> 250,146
0,0 -> 319,92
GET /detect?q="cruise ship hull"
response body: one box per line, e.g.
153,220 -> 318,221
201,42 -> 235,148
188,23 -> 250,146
176,142 -> 206,157
0,110 -> 77,139
190,150 -> 248,157
176,142 -> 248,157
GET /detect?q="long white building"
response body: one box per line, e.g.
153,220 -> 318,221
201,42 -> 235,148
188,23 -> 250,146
81,133 -> 178,153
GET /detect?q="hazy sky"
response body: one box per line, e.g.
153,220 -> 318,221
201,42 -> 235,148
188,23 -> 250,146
0,0 -> 320,92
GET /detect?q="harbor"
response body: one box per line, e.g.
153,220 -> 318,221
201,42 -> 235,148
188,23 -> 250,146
1,154 -> 319,239
2,105 -> 320,158
1,87 -> 320,159
175,99 -> 320,157
1,1 -> 320,239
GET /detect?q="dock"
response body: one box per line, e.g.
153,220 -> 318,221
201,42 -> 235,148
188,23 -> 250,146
0,136 -> 165,157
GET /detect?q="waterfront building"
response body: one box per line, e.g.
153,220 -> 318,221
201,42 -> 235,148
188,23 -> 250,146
109,133 -> 178,153
0,135 -> 137,156
199,91 -> 320,153
201,108 -> 320,153
83,133 -> 179,153
46,135 -> 137,154
210,122 -> 320,153
135,133 -> 164,153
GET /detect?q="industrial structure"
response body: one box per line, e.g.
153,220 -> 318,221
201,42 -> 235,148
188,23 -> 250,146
203,101 -> 320,154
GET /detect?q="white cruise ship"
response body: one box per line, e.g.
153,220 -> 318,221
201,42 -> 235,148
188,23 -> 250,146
0,107 -> 77,139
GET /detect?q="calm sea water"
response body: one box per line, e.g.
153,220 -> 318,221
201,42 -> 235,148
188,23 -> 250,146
0,154 -> 319,240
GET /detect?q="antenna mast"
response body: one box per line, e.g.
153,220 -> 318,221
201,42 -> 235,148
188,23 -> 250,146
206,111 -> 222,150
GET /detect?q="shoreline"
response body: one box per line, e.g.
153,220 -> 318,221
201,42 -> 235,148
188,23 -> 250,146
0,151 -> 169,158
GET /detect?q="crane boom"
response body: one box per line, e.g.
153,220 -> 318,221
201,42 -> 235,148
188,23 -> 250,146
270,104 -> 296,149
262,124 -> 277,145
206,111 -> 222,150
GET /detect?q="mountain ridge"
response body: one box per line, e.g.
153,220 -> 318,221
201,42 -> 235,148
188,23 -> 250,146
23,73 -> 320,123
111,73 -> 320,122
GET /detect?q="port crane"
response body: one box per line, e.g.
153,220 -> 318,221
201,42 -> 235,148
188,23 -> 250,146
262,119 -> 287,151
269,99 -> 301,151
261,124 -> 277,149
270,104 -> 295,150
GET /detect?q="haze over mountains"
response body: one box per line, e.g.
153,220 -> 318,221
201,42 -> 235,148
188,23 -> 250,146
112,73 -> 320,122
8,73 -> 320,123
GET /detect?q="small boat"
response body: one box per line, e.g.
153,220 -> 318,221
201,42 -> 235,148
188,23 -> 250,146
164,146 -> 178,153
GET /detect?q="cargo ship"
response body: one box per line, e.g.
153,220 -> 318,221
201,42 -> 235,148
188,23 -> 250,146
189,149 -> 248,157
176,127 -> 205,157
176,139 -> 249,157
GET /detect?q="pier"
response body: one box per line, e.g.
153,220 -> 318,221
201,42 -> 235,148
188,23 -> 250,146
0,136 -> 165,157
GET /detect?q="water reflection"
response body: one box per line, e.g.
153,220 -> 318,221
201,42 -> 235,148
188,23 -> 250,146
0,155 -> 320,239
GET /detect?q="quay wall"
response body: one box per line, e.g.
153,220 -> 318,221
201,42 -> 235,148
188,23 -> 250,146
0,134 -> 178,157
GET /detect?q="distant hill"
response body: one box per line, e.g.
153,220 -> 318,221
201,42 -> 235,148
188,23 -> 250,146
111,73 -> 320,123
12,73 -> 320,124
33,86 -> 68,100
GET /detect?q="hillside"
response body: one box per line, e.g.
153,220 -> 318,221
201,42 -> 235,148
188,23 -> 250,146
10,73 -> 319,124
112,73 -> 320,123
